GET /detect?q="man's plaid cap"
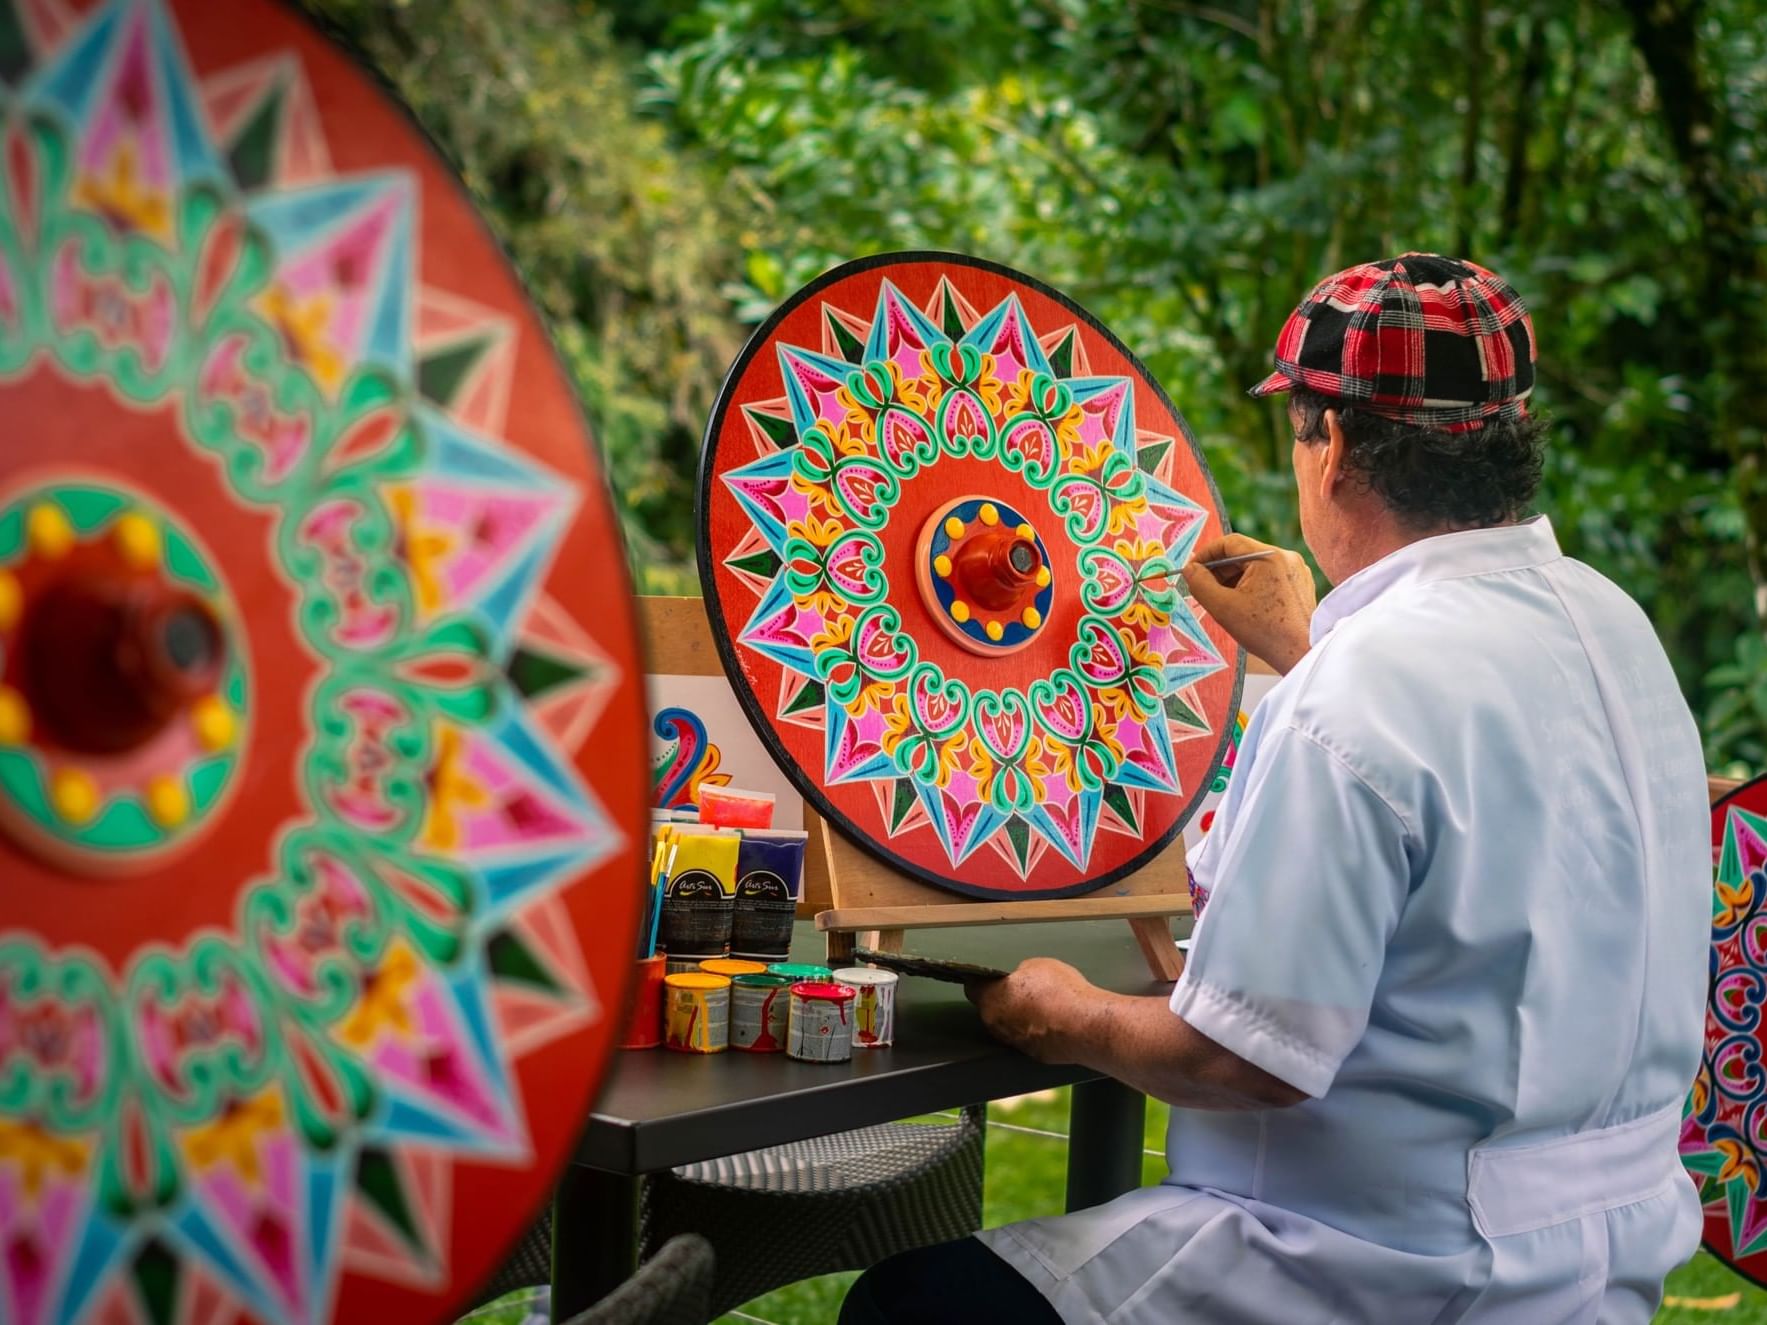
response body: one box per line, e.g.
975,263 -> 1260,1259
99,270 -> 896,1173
1249,252 -> 1536,433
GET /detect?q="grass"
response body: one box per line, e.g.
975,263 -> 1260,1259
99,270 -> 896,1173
710,1089 -> 1767,1325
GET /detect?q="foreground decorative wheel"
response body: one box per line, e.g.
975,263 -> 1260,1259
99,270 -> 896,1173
1686,775 -> 1767,1287
699,254 -> 1242,899
0,3 -> 648,1322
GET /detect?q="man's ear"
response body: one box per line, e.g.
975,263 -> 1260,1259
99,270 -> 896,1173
1320,409 -> 1348,500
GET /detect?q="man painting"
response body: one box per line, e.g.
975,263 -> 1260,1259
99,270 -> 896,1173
842,254 -> 1710,1323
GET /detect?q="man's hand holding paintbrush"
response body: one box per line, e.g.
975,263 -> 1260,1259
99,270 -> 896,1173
1180,534 -> 1317,675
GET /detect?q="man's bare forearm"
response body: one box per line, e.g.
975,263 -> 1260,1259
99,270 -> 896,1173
1061,989 -> 1307,1112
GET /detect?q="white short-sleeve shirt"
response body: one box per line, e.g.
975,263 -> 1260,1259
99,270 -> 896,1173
983,518 -> 1712,1323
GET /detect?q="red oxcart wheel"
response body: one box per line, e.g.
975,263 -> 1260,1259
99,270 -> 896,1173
698,254 -> 1243,899
0,3 -> 648,1321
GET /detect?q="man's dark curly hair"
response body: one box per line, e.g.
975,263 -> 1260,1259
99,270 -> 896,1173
1288,388 -> 1547,531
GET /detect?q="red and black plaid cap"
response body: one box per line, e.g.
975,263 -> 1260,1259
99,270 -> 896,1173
1249,253 -> 1536,433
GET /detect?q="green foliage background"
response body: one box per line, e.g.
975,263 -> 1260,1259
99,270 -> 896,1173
308,0 -> 1767,769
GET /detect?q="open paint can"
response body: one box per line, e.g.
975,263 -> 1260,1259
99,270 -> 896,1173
787,981 -> 857,1063
730,973 -> 792,1052
833,967 -> 898,1049
663,972 -> 730,1054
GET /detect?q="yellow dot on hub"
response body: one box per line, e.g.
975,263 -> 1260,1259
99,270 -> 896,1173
1016,522 -> 1035,540
1022,607 -> 1042,629
1035,567 -> 1052,588
933,554 -> 953,577
979,503 -> 1000,525
52,769 -> 100,824
192,696 -> 237,752
0,571 -> 20,632
113,512 -> 162,570
145,775 -> 190,829
27,504 -> 75,560
951,600 -> 971,624
985,621 -> 1005,642
0,686 -> 29,744
943,516 -> 965,540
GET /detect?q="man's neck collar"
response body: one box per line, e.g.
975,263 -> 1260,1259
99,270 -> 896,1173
1309,517 -> 1562,646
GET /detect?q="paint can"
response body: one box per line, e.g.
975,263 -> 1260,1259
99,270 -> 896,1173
767,962 -> 833,984
665,955 -> 722,977
663,973 -> 730,1054
786,981 -> 856,1063
699,957 -> 768,979
833,967 -> 898,1049
730,973 -> 792,1052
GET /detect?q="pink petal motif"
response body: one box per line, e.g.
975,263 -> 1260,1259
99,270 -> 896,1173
832,461 -> 893,525
1001,417 -> 1057,475
878,408 -> 935,471
974,694 -> 1028,760
985,302 -> 1034,381
1051,476 -> 1105,541
1073,620 -> 1129,686
1032,673 -> 1090,743
1077,383 -> 1129,448
936,788 -> 985,857
825,534 -> 882,600
828,714 -> 887,782
1080,548 -> 1134,614
880,286 -> 932,378
855,612 -> 912,675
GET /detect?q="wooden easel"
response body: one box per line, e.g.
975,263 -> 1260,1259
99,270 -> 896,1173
639,596 -> 1193,982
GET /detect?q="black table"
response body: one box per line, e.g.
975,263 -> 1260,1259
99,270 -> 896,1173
552,917 -> 1181,1317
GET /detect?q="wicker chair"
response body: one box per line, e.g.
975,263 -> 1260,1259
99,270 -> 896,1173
565,1233 -> 714,1325
464,1232 -> 714,1325
640,1106 -> 986,1318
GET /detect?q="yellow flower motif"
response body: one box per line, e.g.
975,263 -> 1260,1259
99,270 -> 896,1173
257,282 -> 346,392
1717,1136 -> 1760,1191
336,941 -> 422,1049
787,512 -> 847,551
1092,639 -> 1166,721
387,486 -> 456,618
73,143 -> 171,239
1071,438 -> 1116,476
784,513 -> 852,615
910,350 -> 948,415
0,1120 -> 89,1199
419,725 -> 490,851
878,695 -> 963,786
1107,492 -> 1150,540
1716,874 -> 1756,928
180,1091 -> 284,1184
837,359 -> 937,450
963,730 -> 995,788
879,690 -> 921,753
1690,1068 -> 1710,1118
970,732 -> 1051,808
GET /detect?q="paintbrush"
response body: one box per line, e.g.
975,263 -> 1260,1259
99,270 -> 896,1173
1194,550 -> 1275,572
645,842 -> 676,959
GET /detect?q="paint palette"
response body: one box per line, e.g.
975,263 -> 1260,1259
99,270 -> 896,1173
698,253 -> 1243,900
0,3 -> 647,1322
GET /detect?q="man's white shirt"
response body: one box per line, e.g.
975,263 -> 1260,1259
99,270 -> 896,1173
982,517 -> 1711,1323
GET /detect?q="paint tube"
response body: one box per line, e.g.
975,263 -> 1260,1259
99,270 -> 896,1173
658,828 -> 740,956
730,829 -> 807,961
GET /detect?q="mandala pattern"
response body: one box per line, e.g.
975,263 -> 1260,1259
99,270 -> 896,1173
1683,776 -> 1767,1287
701,256 -> 1241,898
0,3 -> 646,1323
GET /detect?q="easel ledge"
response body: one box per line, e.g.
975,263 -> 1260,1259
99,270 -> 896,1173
639,596 -> 1260,983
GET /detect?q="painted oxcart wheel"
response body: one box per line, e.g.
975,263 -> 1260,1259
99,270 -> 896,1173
698,254 -> 1242,899
0,3 -> 649,1322
1686,775 -> 1767,1287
